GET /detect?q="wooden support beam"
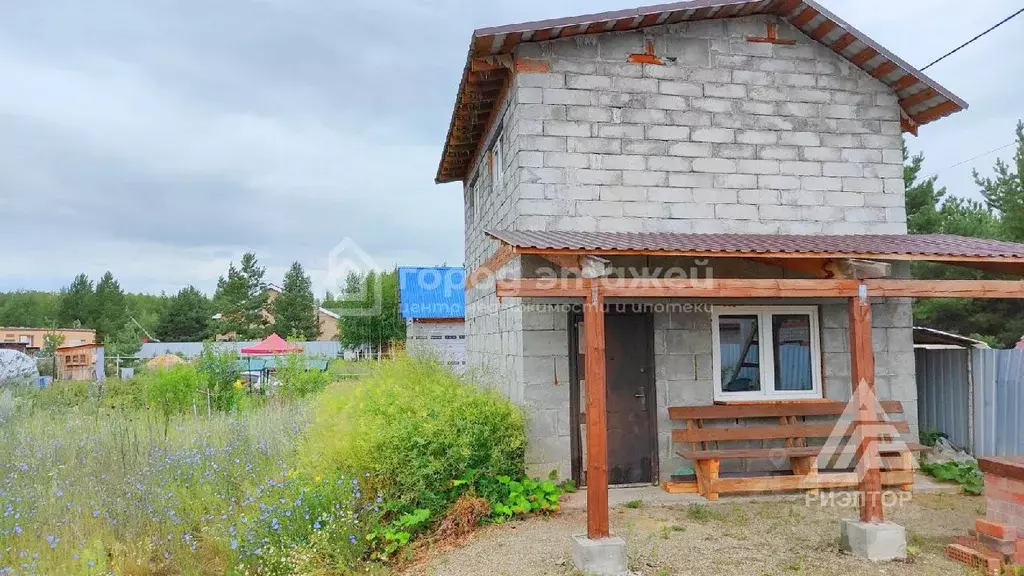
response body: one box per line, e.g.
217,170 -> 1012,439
495,277 -> 1024,299
809,20 -> 837,40
824,259 -> 892,280
850,291 -> 884,523
467,244 -> 516,289
584,287 -> 610,539
871,61 -> 898,79
747,257 -> 830,277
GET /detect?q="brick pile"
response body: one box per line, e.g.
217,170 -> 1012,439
945,457 -> 1024,575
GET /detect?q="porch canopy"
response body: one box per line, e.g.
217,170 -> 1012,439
474,230 -> 1024,538
240,333 -> 302,355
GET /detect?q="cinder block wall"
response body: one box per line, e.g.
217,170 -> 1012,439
508,14 -> 906,235
463,14 -> 916,481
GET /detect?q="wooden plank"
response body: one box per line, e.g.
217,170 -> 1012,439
662,481 -> 699,494
913,100 -> 962,125
711,470 -> 914,493
495,278 -> 590,298
850,47 -> 878,66
809,19 -> 837,40
850,295 -> 884,523
584,287 -> 609,539
677,443 -> 927,460
866,279 -> 1024,298
746,257 -> 830,277
831,33 -> 857,53
495,277 -> 1024,299
790,6 -> 819,29
672,421 -> 910,443
467,244 -> 515,289
891,74 -> 920,92
599,278 -> 862,298
871,61 -> 898,79
899,87 -> 939,110
669,400 -> 904,420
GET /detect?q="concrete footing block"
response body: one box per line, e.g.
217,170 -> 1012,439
571,534 -> 628,576
840,519 -> 907,561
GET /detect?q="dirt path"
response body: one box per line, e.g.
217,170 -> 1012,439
406,493 -> 984,576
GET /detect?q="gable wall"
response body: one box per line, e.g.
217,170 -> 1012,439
506,14 -> 907,235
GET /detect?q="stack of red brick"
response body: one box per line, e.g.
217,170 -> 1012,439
946,457 -> 1024,575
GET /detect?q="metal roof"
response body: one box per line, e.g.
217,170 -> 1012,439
398,267 -> 467,319
486,230 -> 1024,261
437,0 -> 967,183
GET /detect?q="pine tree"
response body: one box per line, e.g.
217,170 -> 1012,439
92,272 -> 128,343
155,286 -> 213,342
903,142 -> 946,234
272,262 -> 320,340
976,121 -> 1024,241
213,252 -> 269,340
58,274 -> 94,328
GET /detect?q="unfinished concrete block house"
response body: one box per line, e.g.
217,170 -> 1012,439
436,0 -> 1024,532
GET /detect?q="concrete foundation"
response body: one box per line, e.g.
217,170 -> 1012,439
840,519 -> 907,561
571,534 -> 628,576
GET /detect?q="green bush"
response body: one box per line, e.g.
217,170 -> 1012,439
302,357 -> 527,520
276,353 -> 331,400
195,344 -> 242,411
146,364 -> 201,426
28,381 -> 90,411
921,460 -> 984,495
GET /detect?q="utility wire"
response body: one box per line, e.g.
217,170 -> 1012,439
923,142 -> 1016,181
921,6 -> 1024,70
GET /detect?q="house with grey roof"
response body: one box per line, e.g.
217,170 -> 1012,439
434,0 -> 1012,511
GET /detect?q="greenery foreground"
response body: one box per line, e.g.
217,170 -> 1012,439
0,357 -> 567,575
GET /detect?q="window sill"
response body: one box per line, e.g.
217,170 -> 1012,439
714,398 -> 830,406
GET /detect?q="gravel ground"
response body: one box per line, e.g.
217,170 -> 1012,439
405,492 -> 985,576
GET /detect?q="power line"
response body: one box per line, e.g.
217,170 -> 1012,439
921,6 -> 1024,70
924,141 -> 1016,181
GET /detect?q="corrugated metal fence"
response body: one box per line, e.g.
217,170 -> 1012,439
916,348 -> 1024,458
916,349 -> 971,450
973,349 -> 1024,458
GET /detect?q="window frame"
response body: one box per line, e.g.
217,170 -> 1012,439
711,305 -> 823,402
490,133 -> 503,195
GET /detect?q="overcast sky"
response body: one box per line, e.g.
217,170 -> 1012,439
1,0 -> 1021,296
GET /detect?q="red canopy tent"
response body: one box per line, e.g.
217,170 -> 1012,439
240,333 -> 302,355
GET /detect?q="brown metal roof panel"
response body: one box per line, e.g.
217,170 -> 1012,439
485,230 -> 1024,259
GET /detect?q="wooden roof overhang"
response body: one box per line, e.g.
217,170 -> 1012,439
472,231 -> 1024,539
436,0 -> 969,183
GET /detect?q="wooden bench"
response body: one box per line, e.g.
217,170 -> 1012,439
663,401 -> 928,500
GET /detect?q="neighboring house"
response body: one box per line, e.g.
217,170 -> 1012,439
399,267 -> 467,370
214,284 -> 340,341
436,0 -> 984,488
0,327 -> 96,354
265,284 -> 341,341
55,343 -> 104,381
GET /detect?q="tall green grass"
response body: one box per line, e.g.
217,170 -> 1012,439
301,358 -> 527,518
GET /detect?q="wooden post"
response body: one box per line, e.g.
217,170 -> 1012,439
850,288 -> 884,523
584,286 -> 610,539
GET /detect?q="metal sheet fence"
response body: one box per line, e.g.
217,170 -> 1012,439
973,349 -> 1024,458
138,341 -> 345,359
916,348 -> 971,450
916,348 -> 1024,458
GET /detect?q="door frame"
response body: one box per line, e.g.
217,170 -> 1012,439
568,307 -> 659,487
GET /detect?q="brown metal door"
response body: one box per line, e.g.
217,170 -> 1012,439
605,314 -> 655,484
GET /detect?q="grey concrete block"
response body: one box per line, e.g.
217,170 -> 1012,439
571,535 -> 628,576
840,520 -> 907,562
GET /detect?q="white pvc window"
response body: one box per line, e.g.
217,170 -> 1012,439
490,136 -> 503,193
711,306 -> 823,402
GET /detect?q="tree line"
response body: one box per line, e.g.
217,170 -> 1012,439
0,256 -> 407,351
906,120 -> 1024,346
